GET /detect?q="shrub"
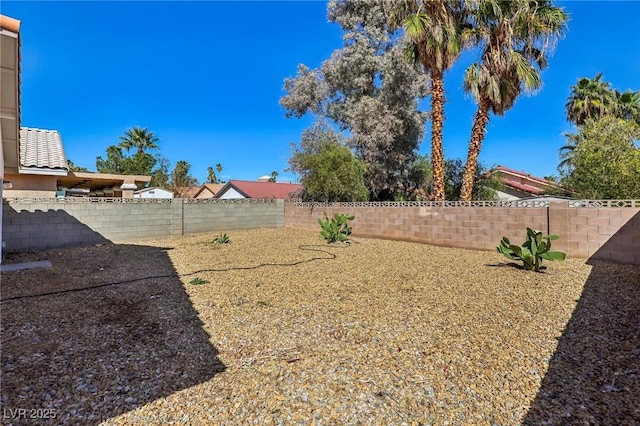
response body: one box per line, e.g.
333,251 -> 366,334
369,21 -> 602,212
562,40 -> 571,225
189,277 -> 209,285
319,212 -> 355,243
497,227 -> 566,272
213,233 -> 231,244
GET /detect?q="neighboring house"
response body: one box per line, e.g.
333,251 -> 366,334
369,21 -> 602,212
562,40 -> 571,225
173,186 -> 200,198
0,15 -> 150,200
487,165 -> 563,200
3,128 -> 151,198
0,14 -> 21,263
194,183 -> 224,199
214,179 -> 302,199
134,187 -> 173,199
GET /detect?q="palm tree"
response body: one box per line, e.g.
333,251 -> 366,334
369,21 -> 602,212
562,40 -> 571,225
118,126 -> 160,155
558,130 -> 582,172
207,166 -> 218,184
565,73 -> 616,126
216,163 -> 223,182
391,0 -> 467,201
614,89 -> 640,124
459,0 -> 567,201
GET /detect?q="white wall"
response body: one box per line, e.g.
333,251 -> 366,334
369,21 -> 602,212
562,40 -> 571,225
219,187 -> 245,199
134,188 -> 173,199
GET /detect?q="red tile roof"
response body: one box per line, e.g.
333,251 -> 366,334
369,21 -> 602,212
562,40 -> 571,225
489,165 -> 561,196
218,180 -> 301,199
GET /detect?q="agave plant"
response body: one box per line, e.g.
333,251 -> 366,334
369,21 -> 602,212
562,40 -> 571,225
497,227 -> 566,272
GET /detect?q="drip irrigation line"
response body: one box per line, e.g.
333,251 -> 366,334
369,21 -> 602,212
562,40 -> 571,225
0,243 -> 350,303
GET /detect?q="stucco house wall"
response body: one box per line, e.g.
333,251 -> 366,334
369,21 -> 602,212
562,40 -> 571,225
2,173 -> 57,197
218,187 -> 244,199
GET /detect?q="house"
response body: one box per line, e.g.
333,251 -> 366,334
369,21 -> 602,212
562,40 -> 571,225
214,179 -> 301,199
194,183 -> 224,199
3,127 -> 151,198
0,14 -> 21,262
134,187 -> 173,199
487,165 -> 563,200
0,15 -> 151,200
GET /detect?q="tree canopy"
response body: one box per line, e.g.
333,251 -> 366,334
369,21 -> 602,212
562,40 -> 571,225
288,122 -> 369,202
560,116 -> 640,199
281,0 -> 429,201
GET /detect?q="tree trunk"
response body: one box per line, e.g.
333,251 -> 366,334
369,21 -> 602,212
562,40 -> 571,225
431,74 -> 446,201
460,97 -> 491,201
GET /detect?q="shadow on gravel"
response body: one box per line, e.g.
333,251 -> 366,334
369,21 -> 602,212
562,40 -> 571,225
0,244 -> 225,425
523,212 -> 640,425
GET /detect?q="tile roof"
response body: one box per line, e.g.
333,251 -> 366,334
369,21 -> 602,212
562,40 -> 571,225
194,183 -> 225,198
489,165 -> 561,196
20,127 -> 68,170
218,180 -> 302,199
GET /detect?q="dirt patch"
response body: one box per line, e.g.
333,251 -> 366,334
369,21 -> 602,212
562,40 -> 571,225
1,228 -> 638,425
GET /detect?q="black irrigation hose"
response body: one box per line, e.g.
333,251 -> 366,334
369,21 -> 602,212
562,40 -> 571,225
0,243 -> 350,303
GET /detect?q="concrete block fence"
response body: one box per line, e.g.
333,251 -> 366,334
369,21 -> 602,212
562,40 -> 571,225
1,198 -> 284,252
2,197 -> 638,265
284,200 -> 640,265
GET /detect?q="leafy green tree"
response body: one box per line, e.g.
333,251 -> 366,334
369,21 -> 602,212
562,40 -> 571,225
96,145 -> 128,174
390,0 -> 468,201
281,0 -> 429,201
560,116 -> 640,199
119,126 -> 160,155
150,156 -> 171,188
459,0 -> 567,201
288,123 -> 369,202
170,160 -> 199,197
67,160 -> 89,172
444,158 -> 501,201
268,171 -> 278,183
398,154 -> 432,200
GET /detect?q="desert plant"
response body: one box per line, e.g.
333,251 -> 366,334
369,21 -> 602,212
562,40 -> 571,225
213,233 -> 231,244
318,212 -> 354,243
497,227 -> 566,272
189,277 -> 209,285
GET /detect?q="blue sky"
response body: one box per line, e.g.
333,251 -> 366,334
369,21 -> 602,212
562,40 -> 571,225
3,1 -> 639,184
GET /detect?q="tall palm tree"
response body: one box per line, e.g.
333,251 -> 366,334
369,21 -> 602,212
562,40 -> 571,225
207,166 -> 218,184
459,0 -> 567,201
119,126 -> 160,155
614,89 -> 640,124
391,0 -> 467,201
565,73 -> 616,126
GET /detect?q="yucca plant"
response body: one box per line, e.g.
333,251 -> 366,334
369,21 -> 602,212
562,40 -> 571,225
213,233 -> 231,244
497,227 -> 566,272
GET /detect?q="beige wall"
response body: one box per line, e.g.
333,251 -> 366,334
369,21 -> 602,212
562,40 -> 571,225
2,172 -> 57,197
196,187 -> 215,199
284,201 -> 640,265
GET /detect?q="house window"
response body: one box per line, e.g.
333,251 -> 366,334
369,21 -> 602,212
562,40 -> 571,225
149,191 -> 155,194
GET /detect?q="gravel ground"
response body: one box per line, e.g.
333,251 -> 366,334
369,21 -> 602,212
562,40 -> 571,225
1,227 -> 638,425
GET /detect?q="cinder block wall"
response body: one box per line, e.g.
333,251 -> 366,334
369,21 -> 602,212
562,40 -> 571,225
2,198 -> 283,252
284,201 -> 640,264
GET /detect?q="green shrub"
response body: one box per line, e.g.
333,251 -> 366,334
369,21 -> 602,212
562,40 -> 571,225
319,212 -> 355,243
189,277 -> 209,285
213,233 -> 231,244
497,227 -> 566,272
